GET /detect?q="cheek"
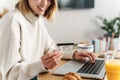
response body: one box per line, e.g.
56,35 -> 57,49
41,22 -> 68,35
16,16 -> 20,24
29,0 -> 36,8
34,0 -> 38,2
28,1 -> 38,12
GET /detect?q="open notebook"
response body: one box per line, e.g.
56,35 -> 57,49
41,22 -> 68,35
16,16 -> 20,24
52,58 -> 106,79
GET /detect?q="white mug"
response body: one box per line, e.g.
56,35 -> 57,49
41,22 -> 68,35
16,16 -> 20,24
77,44 -> 94,52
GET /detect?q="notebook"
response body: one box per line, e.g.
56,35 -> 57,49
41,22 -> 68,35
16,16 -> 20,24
52,58 -> 106,79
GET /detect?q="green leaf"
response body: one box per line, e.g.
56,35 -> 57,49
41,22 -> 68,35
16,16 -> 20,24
98,15 -> 120,38
101,26 -> 108,31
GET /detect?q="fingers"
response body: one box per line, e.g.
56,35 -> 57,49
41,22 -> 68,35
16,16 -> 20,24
41,51 -> 63,69
43,52 -> 62,63
77,52 -> 96,63
42,52 -> 58,59
82,52 -> 93,62
89,53 -> 96,63
46,54 -> 63,69
73,51 -> 86,60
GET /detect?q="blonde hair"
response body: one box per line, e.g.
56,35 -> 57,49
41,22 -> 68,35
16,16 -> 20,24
17,0 -> 58,21
0,8 -> 9,18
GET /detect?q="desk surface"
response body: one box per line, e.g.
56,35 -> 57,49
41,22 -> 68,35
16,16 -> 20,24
38,59 -> 107,80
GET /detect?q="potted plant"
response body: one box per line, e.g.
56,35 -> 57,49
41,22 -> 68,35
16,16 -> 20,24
99,16 -> 120,38
97,15 -> 120,50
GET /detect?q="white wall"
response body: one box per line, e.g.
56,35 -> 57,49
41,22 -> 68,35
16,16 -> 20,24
45,0 -> 120,43
1,0 -> 120,43
0,0 -> 18,12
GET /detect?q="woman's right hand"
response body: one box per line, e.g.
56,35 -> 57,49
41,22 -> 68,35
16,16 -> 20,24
73,51 -> 96,63
41,51 -> 63,69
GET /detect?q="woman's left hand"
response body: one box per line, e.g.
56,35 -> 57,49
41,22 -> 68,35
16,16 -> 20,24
73,51 -> 96,63
41,50 -> 63,69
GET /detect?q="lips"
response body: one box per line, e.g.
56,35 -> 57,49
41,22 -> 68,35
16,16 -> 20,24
37,6 -> 45,12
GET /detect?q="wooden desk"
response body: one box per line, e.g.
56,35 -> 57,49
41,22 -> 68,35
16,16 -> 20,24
38,59 -> 107,80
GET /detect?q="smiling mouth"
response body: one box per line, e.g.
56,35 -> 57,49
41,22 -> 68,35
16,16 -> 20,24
37,6 -> 45,12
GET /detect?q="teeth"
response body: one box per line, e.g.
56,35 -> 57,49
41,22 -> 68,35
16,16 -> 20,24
38,6 -> 44,11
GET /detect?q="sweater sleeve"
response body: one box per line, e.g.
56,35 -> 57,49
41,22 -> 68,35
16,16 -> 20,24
40,20 -> 57,54
2,38 -> 47,80
62,48 -> 81,59
62,52 -> 74,59
0,17 -> 47,80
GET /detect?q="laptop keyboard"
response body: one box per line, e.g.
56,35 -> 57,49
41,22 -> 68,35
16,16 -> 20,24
77,60 -> 105,75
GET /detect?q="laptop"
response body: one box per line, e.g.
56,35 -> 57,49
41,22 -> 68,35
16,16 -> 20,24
52,58 -> 106,79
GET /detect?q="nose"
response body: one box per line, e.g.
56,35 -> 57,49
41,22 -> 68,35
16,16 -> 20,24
41,0 -> 47,7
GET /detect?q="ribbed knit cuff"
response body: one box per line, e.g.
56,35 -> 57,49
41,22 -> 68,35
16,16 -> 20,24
62,49 -> 80,59
28,61 -> 48,78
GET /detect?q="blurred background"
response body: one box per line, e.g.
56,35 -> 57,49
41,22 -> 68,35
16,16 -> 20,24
1,0 -> 120,43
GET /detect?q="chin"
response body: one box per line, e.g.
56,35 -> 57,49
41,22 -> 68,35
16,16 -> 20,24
37,12 -> 45,15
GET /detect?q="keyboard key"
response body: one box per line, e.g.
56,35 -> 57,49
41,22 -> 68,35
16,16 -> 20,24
77,60 -> 105,75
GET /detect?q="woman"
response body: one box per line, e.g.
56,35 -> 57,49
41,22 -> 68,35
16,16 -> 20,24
0,0 -> 95,80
